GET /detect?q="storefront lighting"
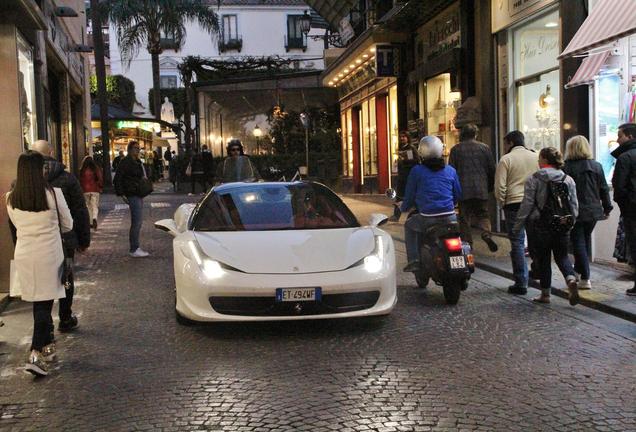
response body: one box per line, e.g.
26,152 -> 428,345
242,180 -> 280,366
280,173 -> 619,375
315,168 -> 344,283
328,81 -> 334,85
545,22 -> 558,28
344,68 -> 349,73
370,47 -> 376,53
356,59 -> 362,64
349,63 -> 355,68
363,54 -> 369,58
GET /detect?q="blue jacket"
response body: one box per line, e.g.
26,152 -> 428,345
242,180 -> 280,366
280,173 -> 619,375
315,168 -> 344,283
401,164 -> 462,216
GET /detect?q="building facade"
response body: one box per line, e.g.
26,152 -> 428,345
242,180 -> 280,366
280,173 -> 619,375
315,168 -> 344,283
0,0 -> 91,294
109,0 -> 327,118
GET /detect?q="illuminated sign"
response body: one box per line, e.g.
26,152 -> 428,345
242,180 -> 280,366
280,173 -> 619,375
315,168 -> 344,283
115,121 -> 157,132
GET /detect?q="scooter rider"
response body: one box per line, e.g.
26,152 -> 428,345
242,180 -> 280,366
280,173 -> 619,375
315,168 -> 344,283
399,136 -> 462,272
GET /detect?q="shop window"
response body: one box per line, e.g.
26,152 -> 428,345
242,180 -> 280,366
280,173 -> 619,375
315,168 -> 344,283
17,32 -> 37,150
595,74 -> 621,181
425,73 -> 461,159
160,75 -> 178,89
512,9 -> 560,151
388,85 -> 399,174
360,98 -> 378,176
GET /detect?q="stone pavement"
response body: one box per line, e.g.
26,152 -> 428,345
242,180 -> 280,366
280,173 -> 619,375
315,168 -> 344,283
0,188 -> 634,431
342,194 -> 636,323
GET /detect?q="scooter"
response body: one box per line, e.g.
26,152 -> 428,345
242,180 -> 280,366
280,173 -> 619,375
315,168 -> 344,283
386,188 -> 474,305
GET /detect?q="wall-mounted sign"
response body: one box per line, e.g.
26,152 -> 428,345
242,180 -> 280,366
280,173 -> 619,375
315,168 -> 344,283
415,2 -> 461,64
492,0 -> 558,33
375,45 -> 400,77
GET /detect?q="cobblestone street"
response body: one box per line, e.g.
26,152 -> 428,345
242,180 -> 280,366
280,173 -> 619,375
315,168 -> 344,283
1,191 -> 635,431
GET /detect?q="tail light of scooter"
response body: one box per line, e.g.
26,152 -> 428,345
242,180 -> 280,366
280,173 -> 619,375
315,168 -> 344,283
443,237 -> 463,252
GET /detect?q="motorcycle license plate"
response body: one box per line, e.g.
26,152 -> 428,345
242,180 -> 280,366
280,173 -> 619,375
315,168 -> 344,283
276,287 -> 321,302
449,256 -> 466,269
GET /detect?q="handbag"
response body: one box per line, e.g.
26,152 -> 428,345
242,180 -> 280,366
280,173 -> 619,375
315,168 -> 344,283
138,163 -> 154,197
185,161 -> 192,177
52,190 -> 73,287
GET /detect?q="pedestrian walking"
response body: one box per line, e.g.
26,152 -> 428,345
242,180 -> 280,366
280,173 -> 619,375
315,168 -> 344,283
494,131 -> 539,295
201,144 -> 215,186
448,124 -> 498,251
610,123 -> 636,296
164,146 -> 173,162
563,135 -> 613,290
114,140 -> 153,258
33,140 -> 90,332
513,147 -> 580,305
112,150 -> 124,172
79,156 -> 104,230
7,151 -> 73,377
187,148 -> 207,195
168,151 -> 178,192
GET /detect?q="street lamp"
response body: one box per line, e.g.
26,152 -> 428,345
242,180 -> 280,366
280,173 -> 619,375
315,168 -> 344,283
299,11 -> 312,35
253,125 -> 262,154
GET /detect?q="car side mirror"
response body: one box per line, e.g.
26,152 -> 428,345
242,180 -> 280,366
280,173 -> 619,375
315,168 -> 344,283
154,219 -> 179,237
368,213 -> 389,227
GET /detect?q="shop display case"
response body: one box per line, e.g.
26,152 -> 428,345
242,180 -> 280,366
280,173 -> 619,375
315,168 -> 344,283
425,73 -> 461,159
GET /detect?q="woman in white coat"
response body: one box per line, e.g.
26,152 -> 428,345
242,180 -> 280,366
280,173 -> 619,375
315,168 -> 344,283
7,151 -> 73,377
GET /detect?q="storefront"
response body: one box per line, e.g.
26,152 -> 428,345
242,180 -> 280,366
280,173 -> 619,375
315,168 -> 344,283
323,35 -> 405,193
409,2 -> 464,160
559,0 -> 636,262
493,0 -> 562,155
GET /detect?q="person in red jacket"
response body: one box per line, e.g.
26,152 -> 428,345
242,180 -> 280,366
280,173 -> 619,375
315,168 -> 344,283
79,156 -> 103,230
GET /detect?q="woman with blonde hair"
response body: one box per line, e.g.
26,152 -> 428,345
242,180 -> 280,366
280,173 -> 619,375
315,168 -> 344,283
563,135 -> 613,290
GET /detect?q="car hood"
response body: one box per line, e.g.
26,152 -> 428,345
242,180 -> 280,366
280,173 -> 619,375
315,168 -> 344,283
193,228 -> 375,274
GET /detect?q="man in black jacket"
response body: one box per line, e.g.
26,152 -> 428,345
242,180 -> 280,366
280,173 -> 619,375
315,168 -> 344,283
612,123 -> 636,296
33,140 -> 90,332
114,141 -> 151,257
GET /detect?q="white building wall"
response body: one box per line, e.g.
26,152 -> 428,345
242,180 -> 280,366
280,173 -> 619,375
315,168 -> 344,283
109,5 -> 325,114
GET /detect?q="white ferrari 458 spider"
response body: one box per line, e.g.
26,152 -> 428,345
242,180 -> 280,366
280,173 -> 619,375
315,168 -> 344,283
155,181 -> 396,323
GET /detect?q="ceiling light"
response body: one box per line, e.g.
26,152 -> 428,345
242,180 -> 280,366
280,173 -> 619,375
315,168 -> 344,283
545,22 -> 558,28
370,47 -> 376,53
363,54 -> 369,58
344,68 -> 349,73
356,59 -> 362,64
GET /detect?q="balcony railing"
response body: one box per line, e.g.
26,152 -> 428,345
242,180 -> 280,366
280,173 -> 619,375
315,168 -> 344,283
218,37 -> 243,53
285,35 -> 307,52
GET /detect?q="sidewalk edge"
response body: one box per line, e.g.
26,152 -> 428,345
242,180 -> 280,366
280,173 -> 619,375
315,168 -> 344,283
475,260 -> 636,324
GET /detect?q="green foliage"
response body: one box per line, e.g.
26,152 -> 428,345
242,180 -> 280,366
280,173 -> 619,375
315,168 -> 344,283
179,55 -> 300,82
267,105 -> 341,155
148,88 -> 193,119
89,75 -> 136,111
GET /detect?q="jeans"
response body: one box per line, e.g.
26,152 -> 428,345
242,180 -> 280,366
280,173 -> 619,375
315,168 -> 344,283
623,215 -> 636,281
458,199 -> 492,244
570,220 -> 596,280
404,213 -> 457,263
533,228 -> 576,290
59,248 -> 75,321
504,206 -> 528,288
31,300 -> 54,351
128,196 -> 143,253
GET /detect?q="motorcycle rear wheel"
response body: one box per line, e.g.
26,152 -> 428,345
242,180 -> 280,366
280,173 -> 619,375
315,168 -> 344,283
442,280 -> 462,305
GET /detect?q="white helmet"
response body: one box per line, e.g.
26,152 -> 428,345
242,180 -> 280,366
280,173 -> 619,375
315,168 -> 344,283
418,135 -> 444,160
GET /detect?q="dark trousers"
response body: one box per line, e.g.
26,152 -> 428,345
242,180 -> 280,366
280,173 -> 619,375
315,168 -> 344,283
533,228 -> 576,290
458,199 -> 491,244
570,220 -> 596,280
31,300 -> 54,351
191,173 -> 207,194
623,215 -> 636,281
59,248 -> 75,321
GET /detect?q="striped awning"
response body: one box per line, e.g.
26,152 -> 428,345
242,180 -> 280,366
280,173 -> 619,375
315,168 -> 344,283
559,0 -> 636,59
302,0 -> 357,30
564,51 -> 610,89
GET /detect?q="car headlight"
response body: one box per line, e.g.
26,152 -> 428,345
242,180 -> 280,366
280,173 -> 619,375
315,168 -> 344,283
364,236 -> 385,273
186,240 -> 225,279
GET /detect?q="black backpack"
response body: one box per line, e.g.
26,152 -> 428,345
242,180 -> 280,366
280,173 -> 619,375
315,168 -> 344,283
538,174 -> 575,233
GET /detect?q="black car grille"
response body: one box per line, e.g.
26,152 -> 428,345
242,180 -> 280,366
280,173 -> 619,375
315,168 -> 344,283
209,291 -> 380,316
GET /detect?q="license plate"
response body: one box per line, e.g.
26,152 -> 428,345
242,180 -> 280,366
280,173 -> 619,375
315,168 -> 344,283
449,256 -> 466,269
276,287 -> 321,302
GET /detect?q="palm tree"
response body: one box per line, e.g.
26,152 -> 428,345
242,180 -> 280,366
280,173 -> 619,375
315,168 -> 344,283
109,0 -> 219,121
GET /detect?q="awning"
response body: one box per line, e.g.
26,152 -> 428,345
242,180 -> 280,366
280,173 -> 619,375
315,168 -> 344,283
302,0 -> 356,30
559,0 -> 636,59
564,51 -> 610,89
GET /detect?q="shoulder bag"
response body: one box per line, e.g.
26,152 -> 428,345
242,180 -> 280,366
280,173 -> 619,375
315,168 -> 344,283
52,190 -> 73,287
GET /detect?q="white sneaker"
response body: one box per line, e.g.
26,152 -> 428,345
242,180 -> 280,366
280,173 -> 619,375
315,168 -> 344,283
579,279 -> 592,290
129,248 -> 150,258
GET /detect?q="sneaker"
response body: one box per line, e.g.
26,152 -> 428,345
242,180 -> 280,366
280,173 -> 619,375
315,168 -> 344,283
25,350 -> 48,377
626,287 -> 636,296
58,314 -> 78,332
403,260 -> 420,273
567,276 -> 579,306
129,248 -> 150,258
41,343 -> 57,362
507,285 -> 527,295
481,232 -> 499,252
578,279 -> 592,290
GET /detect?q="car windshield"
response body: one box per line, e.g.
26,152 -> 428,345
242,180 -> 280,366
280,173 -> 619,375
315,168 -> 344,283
191,183 -> 360,231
